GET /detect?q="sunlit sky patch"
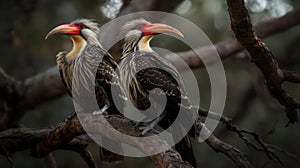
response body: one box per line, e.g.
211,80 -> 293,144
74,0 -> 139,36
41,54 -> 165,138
246,0 -> 267,13
100,0 -> 123,19
176,0 -> 192,15
267,0 -> 293,17
246,0 -> 293,17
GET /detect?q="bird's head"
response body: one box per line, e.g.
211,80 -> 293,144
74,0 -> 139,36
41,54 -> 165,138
45,19 -> 100,40
121,18 -> 183,54
45,19 -> 100,62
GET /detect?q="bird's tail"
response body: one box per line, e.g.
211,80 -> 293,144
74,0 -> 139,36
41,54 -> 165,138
99,137 -> 124,163
99,147 -> 123,163
158,113 -> 197,167
175,135 -> 197,167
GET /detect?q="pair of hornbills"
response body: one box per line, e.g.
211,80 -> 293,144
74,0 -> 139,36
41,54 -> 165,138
46,19 -> 198,167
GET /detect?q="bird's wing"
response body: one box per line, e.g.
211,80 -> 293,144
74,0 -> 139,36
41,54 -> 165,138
81,44 -> 119,87
59,68 -> 73,97
84,44 -> 126,111
133,52 -> 188,101
137,67 -> 181,96
56,51 -> 73,97
118,51 -> 192,114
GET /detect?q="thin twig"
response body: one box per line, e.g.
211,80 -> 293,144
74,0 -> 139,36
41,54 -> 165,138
195,119 -> 252,168
267,144 -> 300,166
198,107 -> 283,165
283,71 -> 300,84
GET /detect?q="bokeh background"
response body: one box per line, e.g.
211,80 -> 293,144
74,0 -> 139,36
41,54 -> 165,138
0,0 -> 300,167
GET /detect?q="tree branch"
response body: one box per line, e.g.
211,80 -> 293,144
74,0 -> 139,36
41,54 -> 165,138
198,108 -> 283,165
62,113 -> 194,168
1,107 -> 288,167
255,9 -> 300,39
226,0 -> 300,124
266,144 -> 300,166
34,113 -> 84,157
22,67 -> 66,109
166,9 -> 300,70
0,127 -> 93,166
0,67 -> 66,130
0,67 -> 23,130
0,113 -> 193,168
194,119 -> 252,168
283,71 -> 300,84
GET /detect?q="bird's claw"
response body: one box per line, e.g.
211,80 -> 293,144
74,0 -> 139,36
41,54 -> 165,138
93,105 -> 108,115
139,126 -> 160,135
139,117 -> 161,135
134,121 -> 142,127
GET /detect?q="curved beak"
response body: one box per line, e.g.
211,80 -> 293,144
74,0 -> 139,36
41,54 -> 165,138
142,23 -> 184,37
45,24 -> 80,40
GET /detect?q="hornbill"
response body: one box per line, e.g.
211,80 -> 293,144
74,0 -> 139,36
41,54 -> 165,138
118,19 -> 197,167
45,19 -> 124,163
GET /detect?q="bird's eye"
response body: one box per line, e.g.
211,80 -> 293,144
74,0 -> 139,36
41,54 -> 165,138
136,24 -> 143,30
79,24 -> 86,29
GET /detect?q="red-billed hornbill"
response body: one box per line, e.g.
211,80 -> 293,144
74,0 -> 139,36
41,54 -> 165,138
118,19 -> 197,167
45,19 -> 124,163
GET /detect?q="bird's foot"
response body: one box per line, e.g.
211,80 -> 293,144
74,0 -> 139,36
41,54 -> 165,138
62,112 -> 77,123
139,117 -> 161,135
134,122 -> 141,127
93,105 -> 108,115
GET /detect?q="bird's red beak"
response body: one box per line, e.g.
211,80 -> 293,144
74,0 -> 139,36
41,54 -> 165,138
141,23 -> 184,37
45,24 -> 81,40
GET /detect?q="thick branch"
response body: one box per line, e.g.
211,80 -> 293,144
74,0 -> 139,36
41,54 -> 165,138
1,110 -> 261,167
0,67 -> 23,130
166,9 -> 300,69
0,113 -> 192,168
255,10 -> 300,39
35,113 -> 84,156
0,128 -> 92,166
22,67 -> 66,109
0,67 -> 66,130
65,114 -> 193,168
226,0 -> 300,124
3,108 -> 287,167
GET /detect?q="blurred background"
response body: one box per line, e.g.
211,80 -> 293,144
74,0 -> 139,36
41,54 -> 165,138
0,0 -> 300,167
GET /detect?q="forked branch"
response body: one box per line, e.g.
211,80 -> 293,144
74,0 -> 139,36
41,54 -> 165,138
226,0 -> 300,125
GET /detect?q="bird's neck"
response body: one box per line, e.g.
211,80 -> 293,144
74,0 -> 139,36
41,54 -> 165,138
122,35 -> 154,57
137,35 -> 153,52
66,35 -> 87,62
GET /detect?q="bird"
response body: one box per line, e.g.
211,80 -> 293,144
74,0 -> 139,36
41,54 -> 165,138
45,19 -> 125,163
118,18 -> 197,167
